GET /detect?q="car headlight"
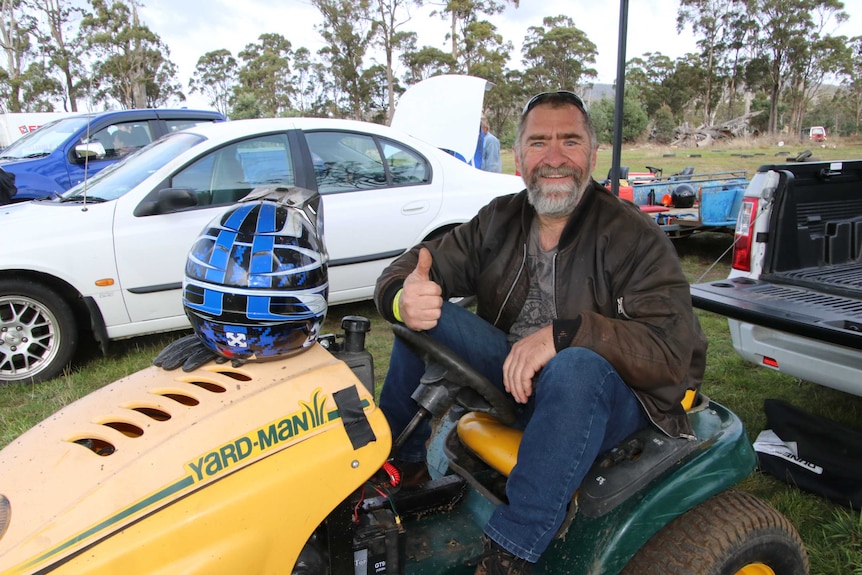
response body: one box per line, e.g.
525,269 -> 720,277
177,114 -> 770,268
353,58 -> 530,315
0,494 -> 9,541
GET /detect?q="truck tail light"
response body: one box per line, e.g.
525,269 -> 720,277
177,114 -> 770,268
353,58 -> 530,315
732,198 -> 759,271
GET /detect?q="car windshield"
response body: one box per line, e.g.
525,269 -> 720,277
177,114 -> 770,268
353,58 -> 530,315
0,116 -> 92,159
61,132 -> 205,202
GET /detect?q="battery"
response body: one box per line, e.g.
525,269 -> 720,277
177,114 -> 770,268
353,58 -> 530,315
352,508 -> 405,575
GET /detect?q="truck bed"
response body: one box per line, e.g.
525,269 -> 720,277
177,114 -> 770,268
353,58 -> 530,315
691,273 -> 862,351
692,161 -> 862,351
691,160 -> 862,396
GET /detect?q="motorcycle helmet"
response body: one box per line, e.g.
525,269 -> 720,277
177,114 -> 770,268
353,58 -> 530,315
671,183 -> 696,209
183,189 -> 328,361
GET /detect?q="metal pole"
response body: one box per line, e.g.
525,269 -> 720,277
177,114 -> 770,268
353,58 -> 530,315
610,0 -> 629,197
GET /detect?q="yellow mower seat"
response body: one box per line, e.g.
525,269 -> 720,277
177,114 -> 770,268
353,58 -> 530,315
458,389 -> 698,477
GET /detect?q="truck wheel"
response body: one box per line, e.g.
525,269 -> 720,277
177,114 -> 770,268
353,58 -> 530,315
0,279 -> 78,384
621,489 -> 808,575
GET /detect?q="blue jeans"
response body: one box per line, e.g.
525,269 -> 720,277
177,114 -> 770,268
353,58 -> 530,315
379,303 -> 649,563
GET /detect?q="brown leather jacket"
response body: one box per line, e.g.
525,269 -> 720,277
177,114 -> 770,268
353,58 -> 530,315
374,181 -> 707,438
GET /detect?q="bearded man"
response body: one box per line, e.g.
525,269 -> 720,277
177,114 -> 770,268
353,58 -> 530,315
373,91 -> 707,575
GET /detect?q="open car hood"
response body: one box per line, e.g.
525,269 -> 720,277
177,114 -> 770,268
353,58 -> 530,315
391,74 -> 491,164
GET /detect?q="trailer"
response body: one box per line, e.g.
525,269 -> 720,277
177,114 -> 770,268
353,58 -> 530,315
611,168 -> 748,239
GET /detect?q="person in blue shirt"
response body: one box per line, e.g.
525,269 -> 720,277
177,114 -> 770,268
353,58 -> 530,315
481,116 -> 502,173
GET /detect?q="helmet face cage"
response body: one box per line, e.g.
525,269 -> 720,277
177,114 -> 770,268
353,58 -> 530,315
183,199 -> 328,361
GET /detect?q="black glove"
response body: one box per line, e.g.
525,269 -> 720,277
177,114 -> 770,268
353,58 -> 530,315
153,334 -> 228,372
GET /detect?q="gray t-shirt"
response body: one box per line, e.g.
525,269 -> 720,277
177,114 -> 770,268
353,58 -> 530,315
508,221 -> 557,343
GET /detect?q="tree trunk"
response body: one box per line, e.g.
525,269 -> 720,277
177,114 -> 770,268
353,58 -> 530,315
133,81 -> 147,108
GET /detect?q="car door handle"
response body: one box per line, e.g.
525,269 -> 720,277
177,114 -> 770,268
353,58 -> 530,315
401,201 -> 429,215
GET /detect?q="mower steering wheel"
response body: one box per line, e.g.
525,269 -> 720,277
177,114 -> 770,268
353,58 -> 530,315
391,323 -> 518,425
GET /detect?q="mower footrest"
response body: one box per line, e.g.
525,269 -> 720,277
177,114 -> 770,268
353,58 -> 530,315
579,428 -> 698,517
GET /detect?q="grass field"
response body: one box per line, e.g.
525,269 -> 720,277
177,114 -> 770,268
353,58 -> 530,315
501,138 -> 862,181
2,142 -> 862,573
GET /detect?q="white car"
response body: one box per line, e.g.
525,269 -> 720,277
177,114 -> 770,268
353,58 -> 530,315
0,77 -> 524,383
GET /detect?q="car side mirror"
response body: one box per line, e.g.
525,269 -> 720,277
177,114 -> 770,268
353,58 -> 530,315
74,141 -> 106,160
134,187 -> 198,216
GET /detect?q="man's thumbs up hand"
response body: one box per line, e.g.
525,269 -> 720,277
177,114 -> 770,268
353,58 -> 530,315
399,248 -> 443,331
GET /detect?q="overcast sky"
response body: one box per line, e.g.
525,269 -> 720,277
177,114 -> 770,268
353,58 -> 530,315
137,0 -> 862,111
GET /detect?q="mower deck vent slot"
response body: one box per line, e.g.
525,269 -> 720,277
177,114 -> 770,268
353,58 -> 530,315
158,392 -> 200,406
131,407 -> 171,421
102,421 -> 144,438
211,369 -> 252,382
187,381 -> 227,393
73,438 -> 116,456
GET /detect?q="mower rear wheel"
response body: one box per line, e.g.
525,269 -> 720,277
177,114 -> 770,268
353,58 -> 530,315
620,489 -> 808,575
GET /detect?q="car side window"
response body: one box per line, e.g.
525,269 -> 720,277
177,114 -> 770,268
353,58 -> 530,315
306,131 -> 389,194
381,140 -> 428,185
88,122 -> 152,159
166,119 -> 218,132
169,134 -> 294,208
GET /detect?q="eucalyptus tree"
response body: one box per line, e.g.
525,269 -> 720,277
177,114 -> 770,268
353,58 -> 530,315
838,35 -> 862,134
426,0 -> 517,69
677,0 -> 753,125
80,0 -> 181,108
482,67 -> 525,146
741,0 -> 847,134
520,15 -> 597,95
462,18 -> 509,78
399,32 -> 456,84
189,48 -> 237,117
234,33 -> 294,118
312,0 -> 375,120
669,53 -> 712,123
21,60 -> 64,109
0,0 -> 37,112
361,63 -> 394,124
30,0 -> 85,111
625,52 -> 678,118
783,3 -> 849,137
291,46 -> 332,117
370,0 -> 418,123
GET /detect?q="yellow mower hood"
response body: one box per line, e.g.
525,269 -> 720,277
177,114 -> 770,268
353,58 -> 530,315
0,344 -> 390,574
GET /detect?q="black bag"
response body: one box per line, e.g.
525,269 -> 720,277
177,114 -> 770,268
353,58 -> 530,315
0,168 -> 17,204
753,399 -> 862,508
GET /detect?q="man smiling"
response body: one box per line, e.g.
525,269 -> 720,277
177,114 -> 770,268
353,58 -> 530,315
374,91 -> 707,574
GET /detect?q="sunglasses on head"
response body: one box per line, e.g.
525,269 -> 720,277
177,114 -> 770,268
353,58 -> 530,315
522,91 -> 588,116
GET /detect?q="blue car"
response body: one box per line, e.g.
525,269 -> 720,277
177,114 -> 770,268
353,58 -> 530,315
0,108 -> 225,202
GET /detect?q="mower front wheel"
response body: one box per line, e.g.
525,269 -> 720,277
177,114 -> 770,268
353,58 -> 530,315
621,489 -> 808,575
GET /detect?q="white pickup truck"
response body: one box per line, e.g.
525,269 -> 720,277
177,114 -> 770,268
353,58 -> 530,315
691,159 -> 862,397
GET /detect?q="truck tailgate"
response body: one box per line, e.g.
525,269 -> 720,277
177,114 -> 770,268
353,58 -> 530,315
691,278 -> 862,351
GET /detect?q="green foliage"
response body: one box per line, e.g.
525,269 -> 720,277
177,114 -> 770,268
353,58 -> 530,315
399,41 -> 457,85
462,19 -> 510,84
520,15 -> 597,95
749,93 -> 773,134
591,95 -> 649,144
652,104 -> 676,144
233,33 -> 295,118
312,0 -> 376,120
81,0 -> 181,108
228,91 -> 262,121
625,52 -> 678,117
0,0 -> 859,143
189,49 -> 237,117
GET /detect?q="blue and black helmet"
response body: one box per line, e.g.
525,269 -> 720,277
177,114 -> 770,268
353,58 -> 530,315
183,188 -> 328,361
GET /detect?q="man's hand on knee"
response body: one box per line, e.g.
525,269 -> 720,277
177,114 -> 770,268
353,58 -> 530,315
503,325 -> 555,403
400,247 -> 443,331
